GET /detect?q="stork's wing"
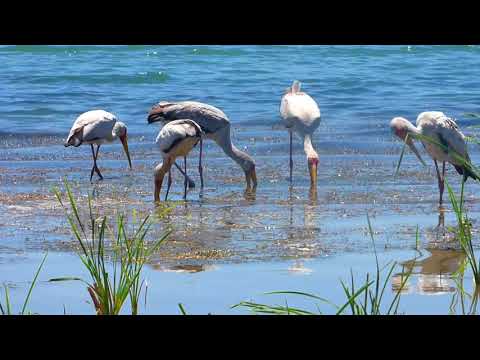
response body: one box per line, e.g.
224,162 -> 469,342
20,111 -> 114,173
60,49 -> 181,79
156,119 -> 201,153
436,116 -> 469,162
66,110 -> 117,145
280,92 -> 321,124
82,117 -> 117,142
162,101 -> 230,135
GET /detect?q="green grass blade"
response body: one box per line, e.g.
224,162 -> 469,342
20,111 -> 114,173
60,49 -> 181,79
265,291 -> 335,307
336,280 -> 374,315
394,139 -> 408,177
21,252 -> 48,315
178,303 -> 187,315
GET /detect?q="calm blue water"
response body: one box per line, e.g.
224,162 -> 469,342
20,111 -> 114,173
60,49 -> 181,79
1,45 -> 480,138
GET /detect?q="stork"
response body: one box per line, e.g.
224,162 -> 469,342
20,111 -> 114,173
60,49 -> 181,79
148,101 -> 257,192
64,110 -> 132,181
280,80 -> 321,188
153,119 -> 203,202
391,111 -> 478,206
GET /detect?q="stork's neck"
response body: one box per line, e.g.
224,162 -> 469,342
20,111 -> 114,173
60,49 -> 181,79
224,142 -> 251,169
217,130 -> 254,172
408,122 -> 421,135
304,134 -> 318,159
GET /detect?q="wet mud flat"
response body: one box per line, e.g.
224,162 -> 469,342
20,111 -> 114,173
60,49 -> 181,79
1,134 -> 479,265
1,129 -> 480,314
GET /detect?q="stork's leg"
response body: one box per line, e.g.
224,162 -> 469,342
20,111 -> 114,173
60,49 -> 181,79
437,207 -> 446,237
199,138 -> 204,195
183,156 -> 188,200
289,130 -> 293,184
164,169 -> 173,201
441,161 -> 446,204
94,145 -> 103,180
90,144 -> 96,182
174,162 -> 195,189
434,160 -> 443,206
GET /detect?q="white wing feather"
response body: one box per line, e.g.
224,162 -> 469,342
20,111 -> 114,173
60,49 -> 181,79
66,110 -> 117,144
156,119 -> 201,154
417,111 -> 469,163
280,91 -> 321,132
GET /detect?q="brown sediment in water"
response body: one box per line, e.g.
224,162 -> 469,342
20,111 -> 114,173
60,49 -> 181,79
1,141 -> 480,271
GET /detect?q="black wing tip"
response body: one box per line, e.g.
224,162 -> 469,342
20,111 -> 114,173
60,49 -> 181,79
455,164 -> 480,182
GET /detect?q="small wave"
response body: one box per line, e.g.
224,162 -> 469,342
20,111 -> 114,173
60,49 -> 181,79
0,45 -> 136,54
191,46 -> 247,56
16,71 -> 169,85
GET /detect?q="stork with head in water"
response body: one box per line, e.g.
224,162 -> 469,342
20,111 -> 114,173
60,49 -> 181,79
153,119 -> 203,202
148,101 -> 257,193
390,111 -> 479,206
64,110 -> 132,181
280,80 -> 321,188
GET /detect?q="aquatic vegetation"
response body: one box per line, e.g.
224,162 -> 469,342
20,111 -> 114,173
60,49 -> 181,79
178,303 -> 187,315
396,130 -> 480,309
446,179 -> 480,288
395,132 -> 480,181
449,264 -> 479,315
51,179 -> 171,315
0,253 -> 47,315
233,215 -> 412,315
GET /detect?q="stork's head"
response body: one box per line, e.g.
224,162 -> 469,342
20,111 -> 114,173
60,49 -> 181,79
113,121 -> 132,169
390,117 -> 414,141
390,117 -> 425,165
148,102 -> 176,124
236,153 -> 257,190
153,162 -> 165,203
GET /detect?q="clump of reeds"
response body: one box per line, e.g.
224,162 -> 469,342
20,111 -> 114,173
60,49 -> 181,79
404,131 -> 480,286
51,178 -> 170,315
445,176 -> 480,314
0,253 -> 47,315
395,127 -> 480,312
232,215 -> 412,315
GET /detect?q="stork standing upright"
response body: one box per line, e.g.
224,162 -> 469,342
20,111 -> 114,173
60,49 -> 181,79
390,111 -> 478,206
153,119 -> 203,202
280,80 -> 321,188
64,110 -> 132,181
147,101 -> 257,192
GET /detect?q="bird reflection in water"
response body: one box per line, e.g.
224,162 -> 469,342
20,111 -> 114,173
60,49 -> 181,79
392,249 -> 466,295
280,185 -> 321,260
288,260 -> 313,275
150,263 -> 217,273
308,186 -> 318,204
435,207 -> 446,239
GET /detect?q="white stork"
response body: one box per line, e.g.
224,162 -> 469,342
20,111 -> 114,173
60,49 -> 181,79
390,111 -> 478,206
153,119 -> 203,202
147,101 -> 257,192
64,110 -> 132,181
280,80 -> 321,188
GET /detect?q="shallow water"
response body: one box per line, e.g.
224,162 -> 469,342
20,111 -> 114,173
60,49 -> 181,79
1,45 -> 480,314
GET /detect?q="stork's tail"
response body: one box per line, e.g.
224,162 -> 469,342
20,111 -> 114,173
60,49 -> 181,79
291,80 -> 301,93
454,164 -> 480,182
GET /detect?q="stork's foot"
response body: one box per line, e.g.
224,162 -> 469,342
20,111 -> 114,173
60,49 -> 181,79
95,167 -> 104,181
89,167 -> 103,182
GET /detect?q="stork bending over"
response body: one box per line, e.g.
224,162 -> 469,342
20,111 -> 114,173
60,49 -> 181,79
391,111 -> 478,206
154,119 -> 203,202
280,80 -> 321,188
148,101 -> 257,192
64,110 -> 132,181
